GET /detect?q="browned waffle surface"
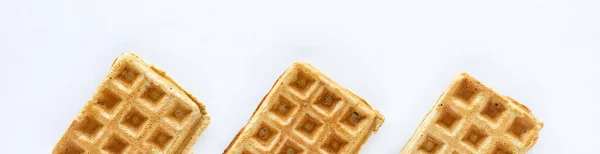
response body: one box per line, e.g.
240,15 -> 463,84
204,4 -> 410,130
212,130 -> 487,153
53,53 -> 210,154
401,73 -> 543,154
224,62 -> 384,154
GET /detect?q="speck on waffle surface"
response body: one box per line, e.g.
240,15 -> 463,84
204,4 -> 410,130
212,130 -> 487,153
224,62 -> 384,154
401,73 -> 543,154
53,53 -> 210,154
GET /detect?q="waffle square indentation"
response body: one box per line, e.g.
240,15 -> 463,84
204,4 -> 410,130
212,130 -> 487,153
167,102 -> 193,123
436,107 -> 462,131
277,140 -> 304,154
288,71 -> 316,94
56,140 -> 84,154
321,133 -> 348,153
141,83 -> 166,104
452,78 -> 479,103
102,135 -> 129,153
480,94 -> 507,121
314,88 -> 340,112
75,116 -> 104,138
270,96 -> 297,121
492,144 -> 514,154
121,108 -> 149,131
461,126 -> 488,149
253,123 -> 279,146
95,89 -> 122,112
295,114 -> 323,139
419,135 -> 443,153
508,117 -> 534,140
116,65 -> 140,86
148,128 -> 174,150
341,109 -> 365,127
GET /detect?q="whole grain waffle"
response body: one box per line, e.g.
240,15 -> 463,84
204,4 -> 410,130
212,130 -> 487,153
224,62 -> 384,154
53,53 -> 210,154
401,73 -> 543,154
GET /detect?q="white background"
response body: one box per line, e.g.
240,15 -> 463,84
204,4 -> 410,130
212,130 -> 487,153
0,0 -> 598,153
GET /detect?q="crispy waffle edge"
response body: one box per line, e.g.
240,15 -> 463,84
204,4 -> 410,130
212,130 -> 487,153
52,53 -> 210,154
399,72 -> 543,154
223,61 -> 384,153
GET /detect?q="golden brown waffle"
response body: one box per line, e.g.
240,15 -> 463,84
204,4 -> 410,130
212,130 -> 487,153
53,53 -> 210,154
401,73 -> 543,154
224,62 -> 384,154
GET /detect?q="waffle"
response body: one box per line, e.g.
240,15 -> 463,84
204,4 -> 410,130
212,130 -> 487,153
224,62 -> 384,154
53,53 -> 210,154
401,73 -> 543,154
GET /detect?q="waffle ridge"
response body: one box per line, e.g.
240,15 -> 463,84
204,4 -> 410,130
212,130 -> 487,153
224,62 -> 384,154
401,73 -> 543,154
53,53 -> 210,154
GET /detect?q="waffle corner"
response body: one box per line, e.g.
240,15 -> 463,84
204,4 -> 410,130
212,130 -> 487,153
53,53 -> 210,154
224,61 -> 384,154
401,72 -> 542,154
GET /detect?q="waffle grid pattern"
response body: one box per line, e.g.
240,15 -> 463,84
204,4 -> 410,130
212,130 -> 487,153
54,55 -> 205,154
227,63 -> 383,154
405,74 -> 542,154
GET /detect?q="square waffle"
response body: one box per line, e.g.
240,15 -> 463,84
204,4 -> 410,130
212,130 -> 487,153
224,62 -> 384,154
401,72 -> 543,154
53,53 -> 210,153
